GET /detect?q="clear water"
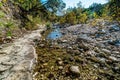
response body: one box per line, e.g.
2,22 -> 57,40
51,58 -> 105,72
47,28 -> 62,40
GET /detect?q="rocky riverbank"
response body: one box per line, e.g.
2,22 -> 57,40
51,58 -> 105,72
34,20 -> 120,80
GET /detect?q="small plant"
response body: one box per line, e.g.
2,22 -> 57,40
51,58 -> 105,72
0,11 -> 5,18
0,2 -> 3,7
46,22 -> 52,30
4,21 -> 13,28
6,31 -> 12,37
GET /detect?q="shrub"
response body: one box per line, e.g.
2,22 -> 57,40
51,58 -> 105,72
78,13 -> 88,23
59,17 -> 66,24
66,12 -> 77,25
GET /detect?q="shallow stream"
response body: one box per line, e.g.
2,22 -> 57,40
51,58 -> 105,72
47,26 -> 62,39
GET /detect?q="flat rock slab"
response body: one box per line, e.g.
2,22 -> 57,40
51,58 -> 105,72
0,26 -> 45,80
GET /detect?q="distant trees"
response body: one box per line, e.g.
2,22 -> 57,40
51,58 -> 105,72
88,3 -> 104,17
43,0 -> 66,13
59,1 -> 88,25
4,0 -> 119,27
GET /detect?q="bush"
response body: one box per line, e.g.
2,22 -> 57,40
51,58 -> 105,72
59,17 -> 66,24
66,12 -> 77,25
78,13 -> 88,23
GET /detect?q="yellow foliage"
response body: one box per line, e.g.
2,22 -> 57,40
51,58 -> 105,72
59,17 -> 66,24
2,0 -> 7,3
78,13 -> 88,23
66,12 -> 77,25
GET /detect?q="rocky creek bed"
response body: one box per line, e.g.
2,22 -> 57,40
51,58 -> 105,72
34,21 -> 120,80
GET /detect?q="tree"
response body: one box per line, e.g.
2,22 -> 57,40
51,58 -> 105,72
108,0 -> 120,21
89,3 -> 104,17
77,1 -> 82,8
43,0 -> 66,13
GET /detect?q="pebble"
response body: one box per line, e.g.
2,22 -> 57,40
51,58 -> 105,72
58,61 -> 63,65
69,66 -> 80,74
58,66 -> 63,70
101,49 -> 111,54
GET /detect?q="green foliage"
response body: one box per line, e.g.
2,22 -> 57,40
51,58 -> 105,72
14,0 -> 39,11
6,31 -> 12,37
93,12 -> 99,18
0,11 -> 5,18
47,12 -> 57,22
4,21 -> 13,29
44,0 -> 66,13
88,3 -> 104,17
25,16 -> 42,30
0,2 -> 3,7
108,0 -> 120,21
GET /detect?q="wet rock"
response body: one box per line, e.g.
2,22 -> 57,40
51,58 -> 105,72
69,66 -> 80,75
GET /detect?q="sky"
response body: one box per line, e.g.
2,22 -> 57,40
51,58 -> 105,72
63,0 -> 108,8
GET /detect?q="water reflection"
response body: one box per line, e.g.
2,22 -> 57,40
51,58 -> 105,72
47,27 -> 62,40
